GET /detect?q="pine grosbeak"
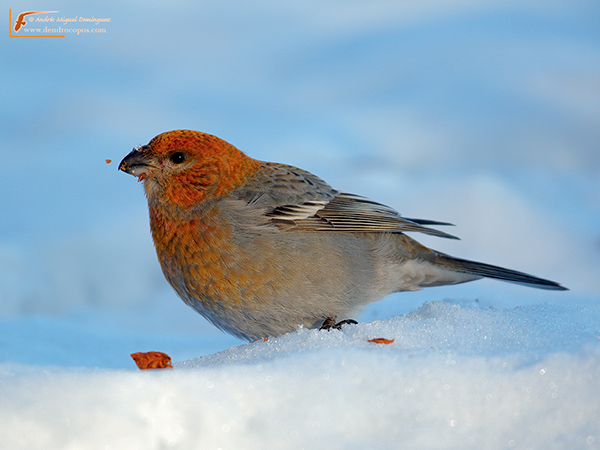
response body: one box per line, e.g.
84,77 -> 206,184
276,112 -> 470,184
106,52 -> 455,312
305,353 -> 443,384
119,130 -> 567,340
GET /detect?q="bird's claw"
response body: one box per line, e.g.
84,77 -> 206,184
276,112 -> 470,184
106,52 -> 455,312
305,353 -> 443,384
320,317 -> 358,331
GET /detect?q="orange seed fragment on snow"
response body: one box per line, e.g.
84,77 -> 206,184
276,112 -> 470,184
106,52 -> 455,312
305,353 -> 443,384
105,159 -> 112,164
367,338 -> 395,345
131,351 -> 173,369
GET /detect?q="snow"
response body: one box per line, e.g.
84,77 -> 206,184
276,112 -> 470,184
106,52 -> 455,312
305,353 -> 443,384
2,1 -> 600,449
2,302 -> 599,449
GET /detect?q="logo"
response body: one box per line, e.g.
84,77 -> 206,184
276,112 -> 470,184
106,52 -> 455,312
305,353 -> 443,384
9,9 -> 63,37
9,9 -> 110,38
13,10 -> 57,32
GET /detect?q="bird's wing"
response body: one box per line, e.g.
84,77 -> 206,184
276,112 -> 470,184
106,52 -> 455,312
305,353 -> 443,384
232,163 -> 458,240
269,192 -> 459,239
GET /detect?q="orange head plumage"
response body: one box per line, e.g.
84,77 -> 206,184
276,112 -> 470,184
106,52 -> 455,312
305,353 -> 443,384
119,130 -> 261,209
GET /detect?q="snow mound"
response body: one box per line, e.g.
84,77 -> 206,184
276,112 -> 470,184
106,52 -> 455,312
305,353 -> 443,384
2,302 -> 598,450
180,301 -> 600,368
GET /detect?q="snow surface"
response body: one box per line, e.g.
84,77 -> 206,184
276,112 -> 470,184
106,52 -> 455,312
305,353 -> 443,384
1,0 -> 600,449
2,302 -> 599,449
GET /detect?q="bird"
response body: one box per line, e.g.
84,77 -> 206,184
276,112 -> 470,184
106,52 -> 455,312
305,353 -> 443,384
119,129 -> 567,340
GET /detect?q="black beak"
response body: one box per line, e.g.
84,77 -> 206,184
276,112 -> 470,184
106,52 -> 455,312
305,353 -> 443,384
119,148 -> 151,180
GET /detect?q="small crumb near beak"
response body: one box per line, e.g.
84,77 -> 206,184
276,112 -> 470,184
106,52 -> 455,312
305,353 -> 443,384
138,173 -> 147,182
105,159 -> 112,164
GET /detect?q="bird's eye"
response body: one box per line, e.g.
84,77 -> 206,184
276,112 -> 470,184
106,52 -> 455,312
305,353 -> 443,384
170,152 -> 186,164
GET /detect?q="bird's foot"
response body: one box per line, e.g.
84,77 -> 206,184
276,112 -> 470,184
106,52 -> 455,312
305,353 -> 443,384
320,317 -> 358,331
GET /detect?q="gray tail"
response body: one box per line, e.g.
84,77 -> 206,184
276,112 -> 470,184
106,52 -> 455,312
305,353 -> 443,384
438,254 -> 568,291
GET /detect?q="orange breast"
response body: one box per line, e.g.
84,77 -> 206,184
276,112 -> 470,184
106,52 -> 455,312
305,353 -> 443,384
149,202 -> 282,312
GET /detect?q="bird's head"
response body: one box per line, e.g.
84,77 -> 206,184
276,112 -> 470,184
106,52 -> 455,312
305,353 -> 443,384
119,130 -> 260,209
